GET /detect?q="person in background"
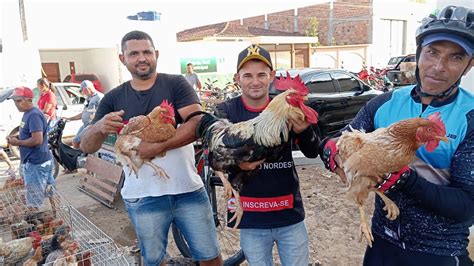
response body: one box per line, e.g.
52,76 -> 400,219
63,80 -> 103,149
7,86 -> 55,210
80,30 -> 222,266
214,44 -> 319,265
37,77 -> 57,124
321,5 -> 473,266
184,62 -> 202,92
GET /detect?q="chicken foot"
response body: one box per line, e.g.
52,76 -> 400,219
373,190 -> 399,220
358,204 -> 374,248
116,154 -> 140,176
144,162 -> 170,179
228,189 -> 243,229
118,154 -> 170,179
215,171 -> 233,199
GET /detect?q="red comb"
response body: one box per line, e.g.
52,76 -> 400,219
427,112 -> 446,134
160,99 -> 175,117
274,72 -> 309,95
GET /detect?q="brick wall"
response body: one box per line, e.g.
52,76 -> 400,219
239,0 -> 372,46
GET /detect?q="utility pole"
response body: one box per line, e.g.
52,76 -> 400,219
327,0 -> 334,45
19,0 -> 28,41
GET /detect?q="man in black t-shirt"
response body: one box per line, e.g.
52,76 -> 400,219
214,44 -> 319,265
80,31 -> 222,266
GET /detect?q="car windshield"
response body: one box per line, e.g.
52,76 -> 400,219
275,68 -> 322,78
0,88 -> 13,103
388,56 -> 404,65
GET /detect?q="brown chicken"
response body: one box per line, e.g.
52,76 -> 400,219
115,99 -> 176,178
22,246 -> 42,266
336,112 -> 448,247
196,74 -> 319,227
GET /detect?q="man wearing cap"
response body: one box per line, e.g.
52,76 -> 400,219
64,80 -> 103,149
7,86 -> 55,209
213,44 -> 319,265
320,6 -> 473,265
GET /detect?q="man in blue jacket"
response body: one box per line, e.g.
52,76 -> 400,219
322,5 -> 473,266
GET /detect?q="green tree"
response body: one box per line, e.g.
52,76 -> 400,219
305,17 -> 320,47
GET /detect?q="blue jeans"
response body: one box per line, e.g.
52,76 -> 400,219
22,159 -> 55,208
123,187 -> 220,265
240,221 -> 309,266
73,123 -> 87,143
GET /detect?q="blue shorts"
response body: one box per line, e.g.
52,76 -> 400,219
22,159 -> 55,208
123,187 -> 220,265
73,124 -> 87,143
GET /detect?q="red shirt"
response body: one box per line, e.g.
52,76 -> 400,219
37,90 -> 57,120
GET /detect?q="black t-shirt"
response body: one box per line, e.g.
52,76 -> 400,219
93,73 -> 199,124
215,96 -> 319,229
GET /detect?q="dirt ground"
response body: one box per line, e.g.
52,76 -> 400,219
1,159 -> 473,265
70,166 -> 474,265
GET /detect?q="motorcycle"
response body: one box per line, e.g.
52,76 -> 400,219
47,119 -> 87,178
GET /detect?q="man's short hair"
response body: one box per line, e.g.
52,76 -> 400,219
121,30 -> 155,53
187,63 -> 193,67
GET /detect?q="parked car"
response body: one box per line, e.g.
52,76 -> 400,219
270,68 -> 383,139
386,54 -> 416,86
0,83 -> 86,158
63,73 -> 105,93
386,54 -> 415,70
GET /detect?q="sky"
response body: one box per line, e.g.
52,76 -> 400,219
2,0 -> 321,34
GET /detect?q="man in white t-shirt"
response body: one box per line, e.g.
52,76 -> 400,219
80,31 -> 222,266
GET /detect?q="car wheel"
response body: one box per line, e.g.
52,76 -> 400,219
8,127 -> 20,159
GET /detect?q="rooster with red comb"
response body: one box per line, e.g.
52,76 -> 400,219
195,69 -> 319,228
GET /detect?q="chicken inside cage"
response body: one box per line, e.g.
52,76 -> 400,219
0,182 -> 129,265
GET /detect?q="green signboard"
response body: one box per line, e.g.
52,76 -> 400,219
180,57 -> 217,74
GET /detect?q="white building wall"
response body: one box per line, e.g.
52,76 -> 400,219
371,0 -> 436,68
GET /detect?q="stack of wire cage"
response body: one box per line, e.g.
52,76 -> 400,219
0,177 -> 129,265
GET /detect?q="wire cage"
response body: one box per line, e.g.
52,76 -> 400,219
0,181 -> 129,265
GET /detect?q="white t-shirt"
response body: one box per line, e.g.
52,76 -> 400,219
120,143 -> 203,199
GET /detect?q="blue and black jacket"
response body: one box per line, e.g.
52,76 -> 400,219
340,85 -> 474,256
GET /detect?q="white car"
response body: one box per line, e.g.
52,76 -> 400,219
0,83 -> 85,158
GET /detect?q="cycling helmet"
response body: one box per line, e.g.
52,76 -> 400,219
416,5 -> 473,50
414,6 -> 473,99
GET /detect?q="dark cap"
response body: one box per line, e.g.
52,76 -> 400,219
8,86 -> 34,100
237,45 -> 273,71
422,33 -> 473,57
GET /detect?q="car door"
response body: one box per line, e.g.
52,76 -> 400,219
332,71 -> 373,124
304,72 -> 346,138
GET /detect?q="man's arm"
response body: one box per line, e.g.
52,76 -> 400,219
7,131 -> 43,147
163,103 -> 202,149
65,112 -> 83,121
295,125 -> 319,158
80,110 -> 124,154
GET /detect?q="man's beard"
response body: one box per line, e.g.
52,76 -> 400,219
133,63 -> 156,80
